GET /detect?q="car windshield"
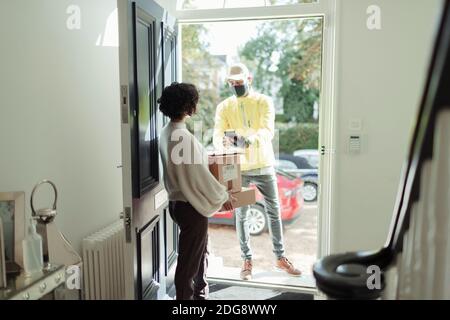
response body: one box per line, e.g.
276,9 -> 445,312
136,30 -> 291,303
293,150 -> 319,168
307,156 -> 319,168
275,159 -> 297,170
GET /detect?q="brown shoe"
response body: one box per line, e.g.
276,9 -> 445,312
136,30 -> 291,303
276,257 -> 302,276
240,259 -> 253,281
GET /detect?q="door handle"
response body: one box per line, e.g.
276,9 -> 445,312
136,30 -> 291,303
121,208 -> 132,243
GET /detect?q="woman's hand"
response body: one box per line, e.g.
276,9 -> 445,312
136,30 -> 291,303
222,192 -> 237,211
222,201 -> 233,211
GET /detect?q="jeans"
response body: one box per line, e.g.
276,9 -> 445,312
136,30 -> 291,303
235,173 -> 285,260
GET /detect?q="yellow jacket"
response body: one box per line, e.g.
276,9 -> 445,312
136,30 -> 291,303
213,91 -> 276,172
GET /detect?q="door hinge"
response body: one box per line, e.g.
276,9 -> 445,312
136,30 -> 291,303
121,85 -> 129,124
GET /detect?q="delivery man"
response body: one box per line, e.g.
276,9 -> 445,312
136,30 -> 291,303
213,63 -> 302,280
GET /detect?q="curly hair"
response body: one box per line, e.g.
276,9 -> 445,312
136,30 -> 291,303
157,82 -> 199,121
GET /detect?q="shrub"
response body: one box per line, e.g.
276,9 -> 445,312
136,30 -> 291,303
278,123 -> 319,154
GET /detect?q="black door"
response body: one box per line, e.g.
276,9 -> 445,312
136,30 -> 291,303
118,0 -> 178,300
161,14 -> 179,297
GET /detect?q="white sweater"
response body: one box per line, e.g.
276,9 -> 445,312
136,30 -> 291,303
159,121 -> 229,217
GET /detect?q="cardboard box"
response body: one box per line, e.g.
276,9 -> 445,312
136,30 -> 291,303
219,187 -> 257,212
208,152 -> 242,193
231,187 -> 257,208
209,151 -> 255,212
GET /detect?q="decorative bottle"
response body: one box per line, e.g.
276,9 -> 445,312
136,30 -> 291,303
22,218 -> 44,276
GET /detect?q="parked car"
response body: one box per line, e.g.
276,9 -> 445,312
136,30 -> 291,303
299,173 -> 318,203
276,154 -> 319,202
277,154 -> 314,171
293,149 -> 319,169
209,168 -> 304,236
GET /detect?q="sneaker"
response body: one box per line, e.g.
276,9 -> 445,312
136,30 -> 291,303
276,257 -> 302,276
240,259 -> 253,281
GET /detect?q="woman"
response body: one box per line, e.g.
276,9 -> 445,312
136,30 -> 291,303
158,82 -> 234,300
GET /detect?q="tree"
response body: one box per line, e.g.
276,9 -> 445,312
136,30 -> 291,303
239,18 -> 322,124
281,79 -> 319,123
181,24 -> 223,145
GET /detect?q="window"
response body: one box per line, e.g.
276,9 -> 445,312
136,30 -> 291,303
179,0 -> 317,10
131,8 -> 160,198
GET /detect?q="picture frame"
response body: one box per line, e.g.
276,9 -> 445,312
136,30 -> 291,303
0,217 -> 6,288
0,192 -> 25,269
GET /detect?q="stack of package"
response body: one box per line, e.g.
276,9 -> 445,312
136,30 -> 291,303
208,151 -> 256,212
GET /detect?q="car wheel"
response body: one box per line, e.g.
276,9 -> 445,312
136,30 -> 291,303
303,182 -> 318,202
247,205 -> 267,236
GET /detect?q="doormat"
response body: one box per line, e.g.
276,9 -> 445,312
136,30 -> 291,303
208,283 -> 313,300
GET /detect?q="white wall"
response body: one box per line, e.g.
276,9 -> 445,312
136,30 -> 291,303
331,0 -> 444,253
0,0 -> 122,253
154,0 -> 178,16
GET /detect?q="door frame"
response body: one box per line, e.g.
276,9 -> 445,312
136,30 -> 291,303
175,0 -> 338,264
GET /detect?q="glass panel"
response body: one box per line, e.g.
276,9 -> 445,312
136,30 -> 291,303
268,0 -> 318,5
136,19 -> 152,184
181,0 -> 317,10
182,0 -> 224,10
224,0 -> 266,8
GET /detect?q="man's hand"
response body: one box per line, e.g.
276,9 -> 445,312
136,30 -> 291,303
223,134 -> 247,148
223,136 -> 235,148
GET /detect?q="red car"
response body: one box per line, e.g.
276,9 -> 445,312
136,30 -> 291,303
209,169 -> 304,235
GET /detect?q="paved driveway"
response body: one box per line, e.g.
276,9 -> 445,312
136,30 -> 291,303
208,204 -> 318,275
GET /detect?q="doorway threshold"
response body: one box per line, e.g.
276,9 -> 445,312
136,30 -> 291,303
207,265 -> 317,295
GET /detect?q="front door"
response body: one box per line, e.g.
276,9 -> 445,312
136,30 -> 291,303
117,0 -> 178,300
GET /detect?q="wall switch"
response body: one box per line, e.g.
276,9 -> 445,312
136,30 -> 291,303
349,119 -> 363,131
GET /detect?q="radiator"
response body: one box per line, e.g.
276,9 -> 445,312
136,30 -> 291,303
82,220 -> 125,300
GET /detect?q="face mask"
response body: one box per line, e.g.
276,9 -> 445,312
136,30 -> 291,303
231,83 -> 249,97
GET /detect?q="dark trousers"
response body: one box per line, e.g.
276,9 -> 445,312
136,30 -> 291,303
169,201 -> 209,300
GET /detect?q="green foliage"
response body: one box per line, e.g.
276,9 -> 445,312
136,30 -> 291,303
240,19 -> 322,124
182,24 -> 222,144
281,79 -> 319,123
279,124 -> 319,154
